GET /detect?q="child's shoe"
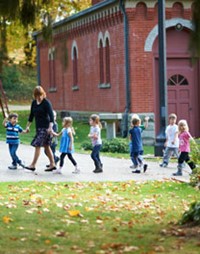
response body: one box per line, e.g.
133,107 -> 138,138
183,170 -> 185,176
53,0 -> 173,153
72,166 -> 80,174
53,168 -> 62,174
172,171 -> 182,176
8,165 -> 17,170
160,163 -> 168,167
132,167 -> 141,173
143,164 -> 148,173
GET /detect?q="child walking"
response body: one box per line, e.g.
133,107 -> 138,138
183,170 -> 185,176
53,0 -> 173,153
88,114 -> 103,173
46,110 -> 59,167
53,117 -> 80,174
3,113 -> 27,170
172,119 -> 196,176
129,117 -> 148,173
129,114 -> 149,169
160,113 -> 179,167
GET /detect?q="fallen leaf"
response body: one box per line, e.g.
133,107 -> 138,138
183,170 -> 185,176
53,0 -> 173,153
3,216 -> 12,224
68,210 -> 80,217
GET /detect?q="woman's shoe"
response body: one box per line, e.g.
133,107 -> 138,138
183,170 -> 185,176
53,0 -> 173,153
45,166 -> 57,172
24,166 -> 36,172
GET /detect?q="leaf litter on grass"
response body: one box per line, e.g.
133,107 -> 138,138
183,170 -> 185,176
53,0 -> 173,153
0,180 -> 200,253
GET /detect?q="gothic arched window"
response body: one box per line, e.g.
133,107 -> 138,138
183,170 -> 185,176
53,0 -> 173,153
99,39 -> 104,84
105,37 -> 110,84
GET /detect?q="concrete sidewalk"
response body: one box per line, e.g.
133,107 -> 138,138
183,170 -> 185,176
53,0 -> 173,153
0,141 -> 191,183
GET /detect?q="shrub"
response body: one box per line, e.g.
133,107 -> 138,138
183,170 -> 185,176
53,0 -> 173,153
81,141 -> 93,151
0,64 -> 37,101
190,139 -> 200,188
180,201 -> 200,226
81,139 -> 129,154
101,139 -> 129,153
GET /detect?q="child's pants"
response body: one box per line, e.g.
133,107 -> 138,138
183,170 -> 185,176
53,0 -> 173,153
131,150 -> 143,167
9,144 -> 21,166
162,147 -> 179,165
178,152 -> 196,171
91,145 -> 102,168
59,153 -> 77,167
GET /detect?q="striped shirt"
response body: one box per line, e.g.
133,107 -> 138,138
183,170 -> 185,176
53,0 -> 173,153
5,122 -> 23,144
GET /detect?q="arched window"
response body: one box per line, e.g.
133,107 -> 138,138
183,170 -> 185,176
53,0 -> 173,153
105,37 -> 110,84
167,74 -> 188,86
99,39 -> 104,84
73,47 -> 78,87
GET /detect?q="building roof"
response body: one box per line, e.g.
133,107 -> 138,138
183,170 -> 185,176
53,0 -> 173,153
33,0 -> 118,37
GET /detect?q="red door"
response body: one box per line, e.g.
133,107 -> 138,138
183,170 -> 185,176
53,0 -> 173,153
167,58 -> 196,135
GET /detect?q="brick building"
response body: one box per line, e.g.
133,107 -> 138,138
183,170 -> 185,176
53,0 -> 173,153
34,0 -> 200,140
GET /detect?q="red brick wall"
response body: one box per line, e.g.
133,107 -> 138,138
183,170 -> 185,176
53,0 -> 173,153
39,12 -> 126,113
38,1 -> 193,115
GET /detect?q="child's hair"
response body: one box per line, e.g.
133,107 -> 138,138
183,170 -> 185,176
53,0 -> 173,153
178,119 -> 189,132
169,113 -> 177,120
62,117 -> 73,127
90,114 -> 102,129
8,113 -> 18,120
132,118 -> 140,126
33,86 -> 46,99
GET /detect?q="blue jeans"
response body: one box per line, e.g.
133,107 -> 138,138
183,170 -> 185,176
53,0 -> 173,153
91,145 -> 102,168
162,147 -> 179,165
8,144 -> 21,166
131,150 -> 143,166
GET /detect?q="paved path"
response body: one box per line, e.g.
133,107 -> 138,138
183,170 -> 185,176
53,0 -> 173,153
0,141 -> 191,183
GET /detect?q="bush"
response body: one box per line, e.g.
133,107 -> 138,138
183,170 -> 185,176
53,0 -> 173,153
190,139 -> 200,188
0,64 -> 37,101
81,139 -> 129,154
101,139 -> 129,153
81,141 -> 93,151
180,201 -> 200,226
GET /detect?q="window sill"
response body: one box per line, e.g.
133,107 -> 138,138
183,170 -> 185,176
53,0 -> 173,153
98,83 -> 111,89
49,87 -> 57,92
72,85 -> 79,91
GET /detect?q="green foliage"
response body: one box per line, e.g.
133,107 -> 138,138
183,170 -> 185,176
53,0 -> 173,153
0,65 -> 37,101
190,0 -> 200,58
189,139 -> 200,187
81,139 -> 129,153
81,140 -> 93,151
180,201 -> 200,226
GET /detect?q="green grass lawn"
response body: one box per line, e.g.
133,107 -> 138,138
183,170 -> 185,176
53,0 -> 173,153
0,181 -> 199,253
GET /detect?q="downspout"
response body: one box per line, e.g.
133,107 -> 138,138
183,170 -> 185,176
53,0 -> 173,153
119,0 -> 131,137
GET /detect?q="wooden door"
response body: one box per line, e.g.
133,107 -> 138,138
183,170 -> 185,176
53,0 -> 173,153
167,58 -> 196,135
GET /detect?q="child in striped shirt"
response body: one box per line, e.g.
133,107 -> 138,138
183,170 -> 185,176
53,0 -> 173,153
3,113 -> 27,170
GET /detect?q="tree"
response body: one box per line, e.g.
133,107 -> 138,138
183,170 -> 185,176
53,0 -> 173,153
190,0 -> 200,58
0,0 -> 91,70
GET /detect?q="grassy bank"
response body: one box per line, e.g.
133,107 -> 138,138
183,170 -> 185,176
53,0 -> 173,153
0,181 -> 199,253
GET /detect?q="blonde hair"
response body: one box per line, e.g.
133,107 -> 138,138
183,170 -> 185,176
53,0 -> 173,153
33,86 -> 46,99
90,114 -> 102,129
62,117 -> 73,127
178,119 -> 189,132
